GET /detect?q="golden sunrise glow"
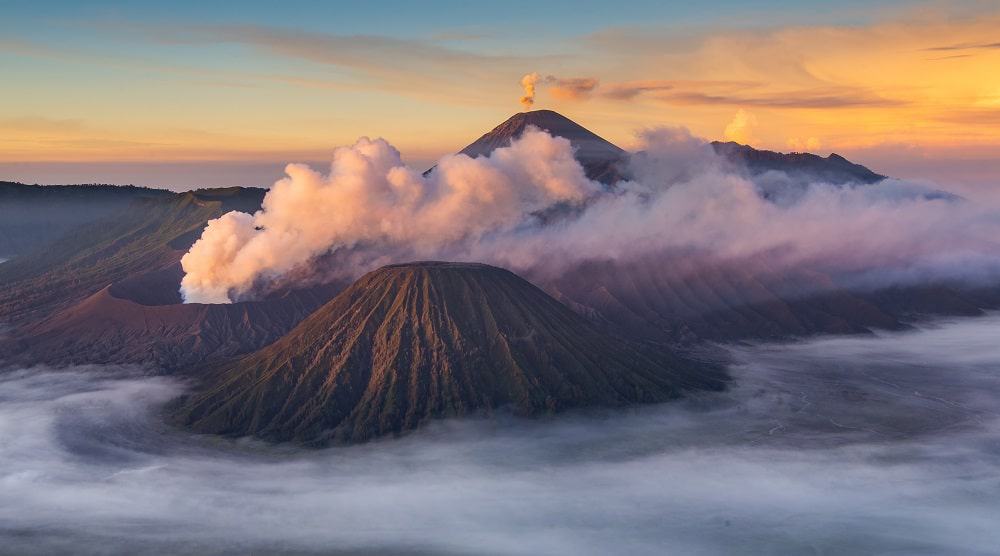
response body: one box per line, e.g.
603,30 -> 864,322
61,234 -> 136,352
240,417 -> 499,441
1,4 -> 998,187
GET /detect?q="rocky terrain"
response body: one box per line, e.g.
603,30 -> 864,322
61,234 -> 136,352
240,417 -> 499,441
172,262 -> 723,444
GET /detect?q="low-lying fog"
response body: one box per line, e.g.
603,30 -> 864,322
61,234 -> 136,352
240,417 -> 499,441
2,315 -> 999,555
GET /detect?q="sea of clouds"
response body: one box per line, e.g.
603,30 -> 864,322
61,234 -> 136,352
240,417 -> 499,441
2,314 -> 999,554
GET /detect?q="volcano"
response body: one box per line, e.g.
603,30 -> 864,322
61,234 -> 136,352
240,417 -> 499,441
457,110 -> 626,184
173,262 -> 722,444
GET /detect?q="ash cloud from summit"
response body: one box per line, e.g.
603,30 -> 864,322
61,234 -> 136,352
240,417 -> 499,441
179,114 -> 1000,304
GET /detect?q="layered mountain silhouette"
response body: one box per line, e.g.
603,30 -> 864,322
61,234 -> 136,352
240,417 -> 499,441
0,187 -> 343,370
0,181 -> 173,258
172,262 -> 722,444
0,188 -> 266,326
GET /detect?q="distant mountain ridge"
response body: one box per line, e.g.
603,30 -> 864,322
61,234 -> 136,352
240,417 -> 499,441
0,187 -> 267,325
0,181 -> 173,257
710,141 -> 885,184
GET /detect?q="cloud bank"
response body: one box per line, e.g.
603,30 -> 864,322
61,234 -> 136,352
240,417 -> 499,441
180,126 -> 1000,304
2,315 -> 1000,554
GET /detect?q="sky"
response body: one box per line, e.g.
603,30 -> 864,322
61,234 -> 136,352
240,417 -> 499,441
1,0 -> 998,190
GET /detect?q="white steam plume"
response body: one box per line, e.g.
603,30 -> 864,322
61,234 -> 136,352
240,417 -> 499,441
181,128 -> 596,303
181,126 -> 1000,304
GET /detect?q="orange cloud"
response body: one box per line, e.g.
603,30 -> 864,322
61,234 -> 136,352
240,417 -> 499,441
547,77 -> 599,101
787,136 -> 822,152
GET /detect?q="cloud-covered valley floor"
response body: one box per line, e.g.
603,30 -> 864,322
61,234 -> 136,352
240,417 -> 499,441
2,315 -> 1000,555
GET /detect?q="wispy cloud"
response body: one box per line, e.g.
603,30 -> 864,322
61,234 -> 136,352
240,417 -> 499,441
0,116 -> 89,133
923,41 -> 1000,52
657,86 -> 904,109
154,24 -> 558,103
546,76 -> 599,101
599,80 -> 902,109
602,80 -> 676,100
932,108 -> 1000,126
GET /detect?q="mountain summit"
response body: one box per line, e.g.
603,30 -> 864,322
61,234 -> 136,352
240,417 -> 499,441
710,141 -> 885,184
459,110 -> 626,184
173,262 -> 721,444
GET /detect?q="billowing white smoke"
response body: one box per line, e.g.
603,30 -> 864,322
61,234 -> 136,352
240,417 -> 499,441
475,129 -> 1000,284
181,125 -> 1000,304
181,128 -> 597,303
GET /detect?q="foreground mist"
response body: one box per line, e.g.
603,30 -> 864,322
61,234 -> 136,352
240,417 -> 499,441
2,316 -> 1000,555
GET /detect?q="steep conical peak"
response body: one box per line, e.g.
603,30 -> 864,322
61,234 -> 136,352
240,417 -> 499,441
457,110 -> 625,184
461,110 -> 623,161
173,261 -> 721,444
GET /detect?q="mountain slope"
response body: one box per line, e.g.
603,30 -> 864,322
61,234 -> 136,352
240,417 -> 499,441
0,186 -> 344,371
456,110 -> 626,184
173,262 -> 722,444
0,181 -> 174,258
0,188 -> 265,326
1,263 -> 340,371
542,256 -> 903,342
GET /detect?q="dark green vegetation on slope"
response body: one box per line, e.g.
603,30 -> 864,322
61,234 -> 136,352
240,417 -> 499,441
172,263 -> 723,444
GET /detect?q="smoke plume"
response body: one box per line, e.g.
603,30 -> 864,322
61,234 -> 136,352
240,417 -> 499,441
519,72 -> 540,110
519,73 -> 599,108
181,128 -> 596,303
180,125 -> 1000,304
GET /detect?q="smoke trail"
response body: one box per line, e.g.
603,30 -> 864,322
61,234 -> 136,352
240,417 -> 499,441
519,73 -> 599,108
519,72 -> 540,110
